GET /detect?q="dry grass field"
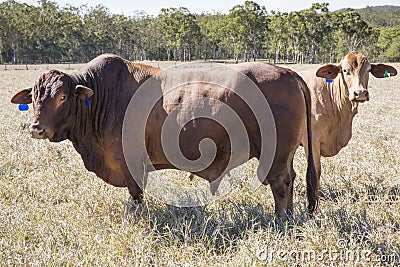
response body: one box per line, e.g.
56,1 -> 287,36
0,62 -> 399,266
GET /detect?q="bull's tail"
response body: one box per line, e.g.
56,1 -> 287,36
296,75 -> 318,214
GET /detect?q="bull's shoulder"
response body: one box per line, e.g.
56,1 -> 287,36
229,62 -> 303,86
233,62 -> 296,76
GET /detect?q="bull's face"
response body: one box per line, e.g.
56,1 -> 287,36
316,51 -> 397,103
11,70 -> 93,142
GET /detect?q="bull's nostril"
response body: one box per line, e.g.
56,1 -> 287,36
354,92 -> 359,97
37,128 -> 45,136
30,124 -> 46,137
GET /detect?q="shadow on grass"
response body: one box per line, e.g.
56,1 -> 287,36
122,183 -> 400,259
123,195 -> 315,254
324,206 -> 400,265
319,185 -> 400,265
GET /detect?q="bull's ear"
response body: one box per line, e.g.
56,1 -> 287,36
316,64 -> 341,79
11,88 -> 32,104
370,64 -> 397,78
74,85 -> 94,100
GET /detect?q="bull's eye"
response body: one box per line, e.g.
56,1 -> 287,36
60,95 -> 67,101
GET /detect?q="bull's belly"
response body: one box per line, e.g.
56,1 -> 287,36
94,169 -> 127,187
150,150 -> 253,183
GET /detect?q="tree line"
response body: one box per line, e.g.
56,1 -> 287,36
0,0 -> 399,65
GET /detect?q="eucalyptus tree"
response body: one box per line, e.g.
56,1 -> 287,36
267,11 -> 286,63
197,12 -> 229,60
226,1 -> 268,62
0,0 -> 28,63
81,5 -> 114,61
0,0 -> 397,64
158,7 -> 201,61
293,3 -> 332,64
283,11 -> 309,63
377,25 -> 400,61
57,6 -> 85,62
130,12 -> 162,61
335,9 -> 373,52
33,0 -> 64,62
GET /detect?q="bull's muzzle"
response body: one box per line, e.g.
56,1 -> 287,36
350,89 -> 369,102
29,123 -> 47,139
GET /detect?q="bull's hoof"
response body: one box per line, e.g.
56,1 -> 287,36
131,193 -> 143,204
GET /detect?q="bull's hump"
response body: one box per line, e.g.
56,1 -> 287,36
86,53 -> 121,68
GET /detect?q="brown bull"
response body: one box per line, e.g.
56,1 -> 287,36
11,54 -> 317,219
299,51 -> 397,194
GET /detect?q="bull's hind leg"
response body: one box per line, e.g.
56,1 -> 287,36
260,164 -> 292,220
287,153 -> 297,213
268,171 -> 292,220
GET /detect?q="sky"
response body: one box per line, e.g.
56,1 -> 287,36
7,0 -> 400,16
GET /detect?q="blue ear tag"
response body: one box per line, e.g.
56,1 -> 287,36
326,79 -> 333,83
384,70 -> 390,78
85,94 -> 90,107
18,104 -> 29,111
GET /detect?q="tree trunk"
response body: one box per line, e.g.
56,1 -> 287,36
12,39 -> 17,64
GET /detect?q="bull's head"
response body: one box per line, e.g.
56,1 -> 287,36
11,70 -> 93,142
316,51 -> 397,103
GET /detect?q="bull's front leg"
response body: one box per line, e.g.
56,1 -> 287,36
126,177 -> 143,202
123,160 -> 148,202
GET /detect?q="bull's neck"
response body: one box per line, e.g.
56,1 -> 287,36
325,74 -> 359,149
65,65 -> 160,174
66,96 -> 111,176
68,73 -> 102,139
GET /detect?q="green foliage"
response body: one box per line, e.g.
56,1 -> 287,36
335,9 -> 374,52
356,5 -> 400,27
0,0 -> 399,64
158,7 -> 201,61
226,1 -> 268,62
377,27 -> 400,61
197,12 -> 228,60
